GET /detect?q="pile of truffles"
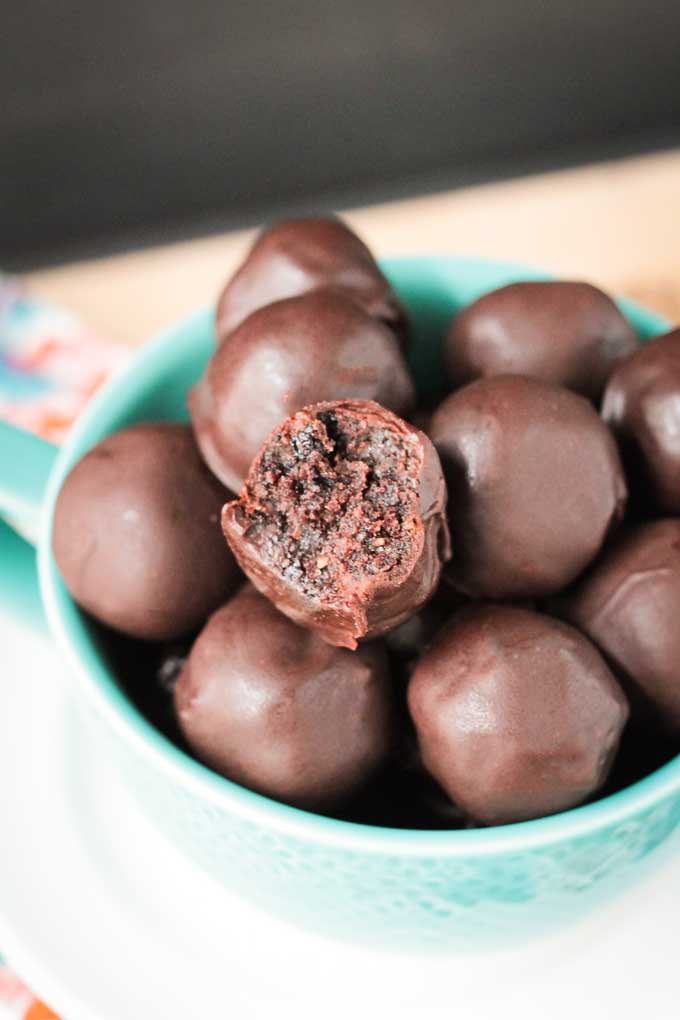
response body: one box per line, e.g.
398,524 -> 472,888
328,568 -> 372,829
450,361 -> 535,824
52,217 -> 680,828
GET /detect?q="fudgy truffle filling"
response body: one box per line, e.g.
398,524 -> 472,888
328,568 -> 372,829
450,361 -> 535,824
238,407 -> 422,600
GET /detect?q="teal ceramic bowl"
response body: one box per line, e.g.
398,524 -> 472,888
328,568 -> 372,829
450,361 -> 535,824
2,256 -> 679,951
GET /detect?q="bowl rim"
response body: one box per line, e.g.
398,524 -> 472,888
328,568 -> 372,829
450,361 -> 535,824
38,253 -> 680,857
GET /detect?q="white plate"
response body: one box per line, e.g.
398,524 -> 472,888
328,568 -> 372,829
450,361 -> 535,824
1,565 -> 680,1020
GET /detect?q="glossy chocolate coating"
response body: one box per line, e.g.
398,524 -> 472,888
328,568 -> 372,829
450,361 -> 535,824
603,328 -> 680,513
564,519 -> 680,736
216,216 -> 408,344
191,290 -> 415,492
445,281 -> 637,399
174,585 -> 396,809
222,399 -> 450,649
429,375 -> 627,599
408,605 -> 629,826
52,424 -> 241,640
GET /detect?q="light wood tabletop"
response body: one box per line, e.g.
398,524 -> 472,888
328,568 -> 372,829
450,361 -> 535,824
23,148 -> 680,345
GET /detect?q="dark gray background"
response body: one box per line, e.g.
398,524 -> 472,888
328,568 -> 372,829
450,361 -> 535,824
3,0 -> 680,268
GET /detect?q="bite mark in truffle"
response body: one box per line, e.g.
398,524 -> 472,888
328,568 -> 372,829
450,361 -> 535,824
222,400 -> 450,648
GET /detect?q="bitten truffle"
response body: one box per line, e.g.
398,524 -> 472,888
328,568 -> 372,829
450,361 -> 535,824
429,375 -> 627,599
222,399 -> 450,649
52,424 -> 241,640
408,605 -> 629,825
564,519 -> 680,737
190,290 -> 415,492
174,585 -> 396,809
602,328 -> 680,513
215,216 -> 408,345
444,281 -> 637,399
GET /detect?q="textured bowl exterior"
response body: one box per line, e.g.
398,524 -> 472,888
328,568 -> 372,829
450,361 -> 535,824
88,691 -> 680,950
39,256 -> 680,949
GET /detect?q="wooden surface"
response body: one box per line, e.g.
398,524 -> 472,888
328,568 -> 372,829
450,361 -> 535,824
22,149 -> 680,345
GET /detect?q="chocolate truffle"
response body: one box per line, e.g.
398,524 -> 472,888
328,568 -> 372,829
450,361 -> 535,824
222,399 -> 451,649
174,585 -> 396,809
444,281 -> 637,399
602,328 -> 680,513
408,605 -> 629,826
564,519 -> 680,736
216,216 -> 408,345
191,290 -> 415,492
52,424 -> 241,640
429,375 -> 627,599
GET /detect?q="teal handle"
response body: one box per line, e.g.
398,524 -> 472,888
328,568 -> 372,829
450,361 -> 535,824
0,419 -> 58,539
0,420 -> 58,630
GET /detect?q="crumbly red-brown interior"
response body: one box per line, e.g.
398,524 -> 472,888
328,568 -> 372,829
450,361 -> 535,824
240,407 -> 421,600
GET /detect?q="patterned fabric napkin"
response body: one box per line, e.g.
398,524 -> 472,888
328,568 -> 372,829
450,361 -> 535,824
0,966 -> 59,1020
0,274 -> 128,1019
0,275 -> 127,442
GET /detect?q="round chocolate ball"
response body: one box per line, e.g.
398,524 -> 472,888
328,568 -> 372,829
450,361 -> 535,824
602,328 -> 680,513
444,281 -> 637,399
563,519 -> 680,736
190,289 -> 415,493
174,585 -> 396,809
408,605 -> 629,826
222,399 -> 451,649
216,216 -> 408,345
52,424 -> 241,640
429,375 -> 628,599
